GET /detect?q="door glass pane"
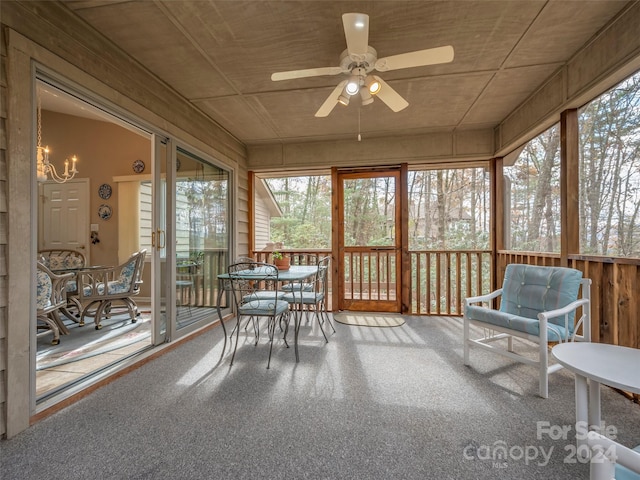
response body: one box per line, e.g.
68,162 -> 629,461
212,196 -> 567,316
343,177 -> 396,246
342,175 -> 398,307
175,148 -> 229,330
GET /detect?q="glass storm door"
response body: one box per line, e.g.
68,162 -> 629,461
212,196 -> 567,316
338,170 -> 402,312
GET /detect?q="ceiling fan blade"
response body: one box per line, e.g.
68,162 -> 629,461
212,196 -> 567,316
342,13 -> 369,58
315,80 -> 347,117
375,45 -> 454,72
271,66 -> 343,82
373,76 -> 408,112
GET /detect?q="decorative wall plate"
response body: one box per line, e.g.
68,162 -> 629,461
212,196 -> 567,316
132,159 -> 145,173
98,204 -> 112,220
98,183 -> 112,199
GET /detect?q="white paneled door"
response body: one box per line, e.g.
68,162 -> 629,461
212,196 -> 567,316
40,179 -> 90,263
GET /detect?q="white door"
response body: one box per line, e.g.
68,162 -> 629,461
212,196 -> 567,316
39,178 -> 90,262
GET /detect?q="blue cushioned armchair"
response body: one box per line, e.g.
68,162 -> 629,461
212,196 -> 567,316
463,264 -> 591,398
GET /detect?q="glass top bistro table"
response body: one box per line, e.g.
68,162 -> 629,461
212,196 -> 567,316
552,342 -> 640,457
216,265 -> 318,363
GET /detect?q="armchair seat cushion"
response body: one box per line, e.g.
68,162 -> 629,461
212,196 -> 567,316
82,279 -> 132,297
466,305 -> 571,342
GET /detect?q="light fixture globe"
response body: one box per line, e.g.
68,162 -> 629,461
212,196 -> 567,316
345,75 -> 360,95
360,89 -> 373,105
365,75 -> 381,95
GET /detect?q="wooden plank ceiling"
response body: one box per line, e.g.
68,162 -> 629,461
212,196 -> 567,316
62,0 -> 628,145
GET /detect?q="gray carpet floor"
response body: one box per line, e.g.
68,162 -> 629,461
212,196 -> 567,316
2,315 -> 640,479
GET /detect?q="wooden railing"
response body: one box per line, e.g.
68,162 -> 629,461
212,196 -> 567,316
497,251 -> 640,351
410,250 -> 493,315
251,248 -> 493,316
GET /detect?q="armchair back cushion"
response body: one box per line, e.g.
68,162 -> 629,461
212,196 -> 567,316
39,249 -> 86,270
500,264 -> 583,333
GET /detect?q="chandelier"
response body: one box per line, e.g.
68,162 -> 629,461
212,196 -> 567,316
36,91 -> 79,183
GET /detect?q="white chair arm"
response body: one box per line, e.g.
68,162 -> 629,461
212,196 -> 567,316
537,298 -> 589,321
587,431 -> 640,479
465,288 -> 503,306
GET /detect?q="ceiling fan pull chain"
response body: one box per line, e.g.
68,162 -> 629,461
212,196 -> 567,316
358,106 -> 362,142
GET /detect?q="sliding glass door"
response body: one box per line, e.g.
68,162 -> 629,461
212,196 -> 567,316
168,146 -> 230,339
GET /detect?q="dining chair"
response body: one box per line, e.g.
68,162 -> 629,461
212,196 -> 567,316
282,255 -> 334,343
176,259 -> 196,315
226,261 -> 291,368
36,262 -> 74,345
77,249 -> 147,330
281,253 -> 318,293
38,248 -> 87,319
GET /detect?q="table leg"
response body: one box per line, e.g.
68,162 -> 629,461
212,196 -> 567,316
575,373 -> 589,458
588,379 -> 601,431
293,289 -> 301,362
215,282 -> 228,361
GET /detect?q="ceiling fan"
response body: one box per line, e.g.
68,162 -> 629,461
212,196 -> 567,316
271,13 -> 454,117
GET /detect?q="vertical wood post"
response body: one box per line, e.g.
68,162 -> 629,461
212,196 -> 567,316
492,157 -> 503,292
331,167 -> 340,312
561,109 -> 579,267
400,163 -> 410,313
248,171 -> 255,256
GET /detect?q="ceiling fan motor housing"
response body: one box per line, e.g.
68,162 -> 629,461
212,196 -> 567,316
340,47 -> 378,74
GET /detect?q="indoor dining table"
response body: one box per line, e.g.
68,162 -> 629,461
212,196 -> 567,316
49,264 -> 109,334
216,264 -> 318,363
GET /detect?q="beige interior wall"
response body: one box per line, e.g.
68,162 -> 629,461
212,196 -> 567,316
40,110 -> 151,268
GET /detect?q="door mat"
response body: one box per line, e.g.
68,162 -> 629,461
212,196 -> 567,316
333,312 -> 405,327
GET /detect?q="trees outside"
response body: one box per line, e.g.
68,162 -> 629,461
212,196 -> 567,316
263,168 -> 491,251
579,72 -> 640,257
504,69 -> 640,258
408,168 -> 490,250
504,125 -> 562,253
265,176 -> 331,249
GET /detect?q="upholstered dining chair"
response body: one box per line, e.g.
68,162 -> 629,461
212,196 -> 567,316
36,262 -> 74,345
77,249 -> 147,330
38,248 -> 87,319
282,255 -> 334,343
226,261 -> 290,368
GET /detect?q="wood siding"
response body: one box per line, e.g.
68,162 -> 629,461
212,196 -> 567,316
1,18 -> 8,438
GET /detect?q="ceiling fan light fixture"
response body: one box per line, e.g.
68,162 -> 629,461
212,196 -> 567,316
360,89 -> 373,105
366,75 -> 381,95
338,93 -> 350,106
345,75 -> 360,95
